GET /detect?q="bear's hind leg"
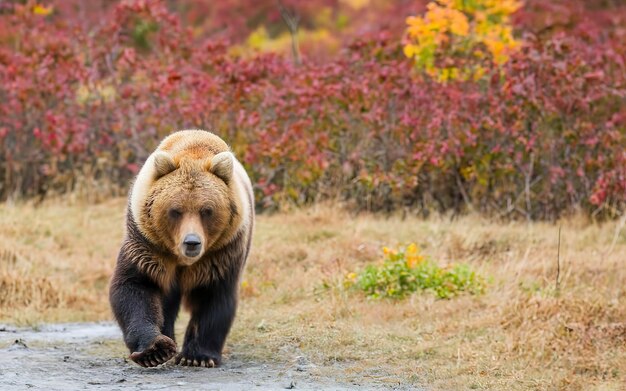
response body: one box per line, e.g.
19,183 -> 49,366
176,278 -> 237,367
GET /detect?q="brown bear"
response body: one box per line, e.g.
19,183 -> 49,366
109,129 -> 254,368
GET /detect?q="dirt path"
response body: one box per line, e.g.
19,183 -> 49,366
0,323 -> 414,390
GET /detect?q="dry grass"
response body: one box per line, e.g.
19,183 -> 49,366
0,199 -> 624,390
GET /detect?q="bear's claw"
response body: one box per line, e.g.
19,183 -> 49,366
129,335 -> 177,368
175,353 -> 217,368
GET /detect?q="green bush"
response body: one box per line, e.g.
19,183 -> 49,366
348,244 -> 485,299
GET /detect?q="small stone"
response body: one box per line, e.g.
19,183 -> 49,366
256,320 -> 268,331
294,356 -> 314,372
8,339 -> 28,350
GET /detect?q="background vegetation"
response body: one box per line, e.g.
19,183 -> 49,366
1,0 -> 625,219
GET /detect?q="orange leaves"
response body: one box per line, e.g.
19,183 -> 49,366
404,243 -> 425,269
403,0 -> 522,82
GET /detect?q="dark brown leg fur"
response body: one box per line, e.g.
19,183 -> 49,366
109,252 -> 177,368
175,275 -> 238,368
161,284 -> 181,341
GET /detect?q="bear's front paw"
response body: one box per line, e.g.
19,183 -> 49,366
129,334 -> 177,368
175,350 -> 221,368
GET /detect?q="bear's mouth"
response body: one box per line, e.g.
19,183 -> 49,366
178,250 -> 203,265
184,248 -> 201,257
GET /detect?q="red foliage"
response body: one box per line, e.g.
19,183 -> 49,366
0,0 -> 625,219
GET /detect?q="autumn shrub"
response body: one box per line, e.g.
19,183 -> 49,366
347,243 -> 485,299
403,0 -> 522,82
0,0 -> 625,219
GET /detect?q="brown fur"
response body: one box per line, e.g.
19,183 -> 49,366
109,129 -> 254,368
134,133 -> 246,287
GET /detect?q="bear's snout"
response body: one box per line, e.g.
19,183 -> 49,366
182,233 -> 203,258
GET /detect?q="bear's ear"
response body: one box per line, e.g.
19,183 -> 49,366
153,152 -> 177,178
208,152 -> 233,183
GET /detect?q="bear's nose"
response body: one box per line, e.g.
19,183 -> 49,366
183,234 -> 201,247
182,233 -> 202,257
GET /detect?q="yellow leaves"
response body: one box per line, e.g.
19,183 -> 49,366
406,15 -> 421,26
405,16 -> 425,37
405,2 -> 469,39
404,0 -> 523,83
339,0 -> 370,10
406,256 -> 423,269
405,243 -> 425,269
342,272 -> 358,289
484,37 -> 506,64
406,243 -> 418,255
76,83 -> 117,105
449,12 -> 470,37
242,25 -> 338,58
473,65 -> 486,81
382,246 -> 396,256
486,0 -> 523,16
483,24 -> 520,64
383,243 -> 425,269
437,67 -> 461,83
247,26 -> 271,51
403,44 -> 418,58
461,165 -> 475,180
32,4 -> 53,16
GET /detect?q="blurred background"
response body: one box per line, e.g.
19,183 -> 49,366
1,0 -> 625,219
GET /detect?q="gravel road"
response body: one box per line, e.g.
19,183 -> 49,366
0,323 -> 415,391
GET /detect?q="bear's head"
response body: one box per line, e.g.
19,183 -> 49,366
131,150 -> 241,266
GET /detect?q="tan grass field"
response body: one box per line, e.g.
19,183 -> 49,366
0,199 -> 624,390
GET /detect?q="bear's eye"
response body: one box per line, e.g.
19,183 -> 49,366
168,208 -> 183,219
200,208 -> 213,218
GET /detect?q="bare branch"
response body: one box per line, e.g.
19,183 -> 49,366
556,225 -> 561,294
277,0 -> 301,65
